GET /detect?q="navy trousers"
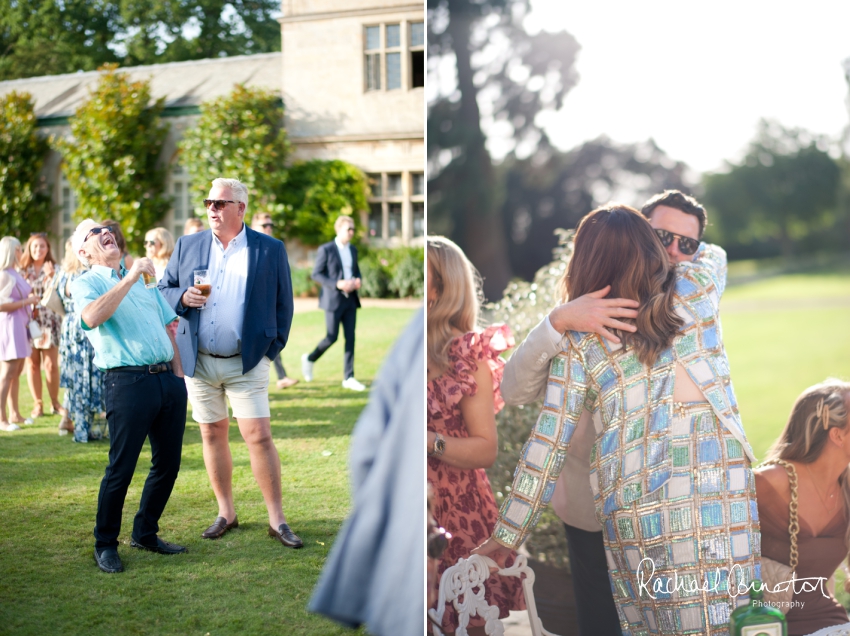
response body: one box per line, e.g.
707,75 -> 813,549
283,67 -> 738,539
308,299 -> 357,380
94,368 -> 187,550
563,523 -> 622,635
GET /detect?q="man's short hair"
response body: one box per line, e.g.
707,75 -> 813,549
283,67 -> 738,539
212,178 -> 249,209
71,219 -> 99,266
251,213 -> 272,228
641,190 -> 707,239
334,215 -> 354,231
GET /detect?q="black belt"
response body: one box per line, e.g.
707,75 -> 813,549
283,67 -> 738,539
204,352 -> 240,359
109,361 -> 172,374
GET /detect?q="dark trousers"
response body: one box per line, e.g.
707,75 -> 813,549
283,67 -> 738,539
94,369 -> 187,550
563,523 -> 622,635
308,301 -> 357,380
272,353 -> 287,379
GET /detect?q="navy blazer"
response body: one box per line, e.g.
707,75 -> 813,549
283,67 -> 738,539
312,240 -> 361,312
158,226 -> 293,377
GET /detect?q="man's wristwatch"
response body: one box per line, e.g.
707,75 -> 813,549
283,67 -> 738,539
428,433 -> 446,457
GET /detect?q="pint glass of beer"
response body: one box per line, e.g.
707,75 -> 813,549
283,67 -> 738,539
194,269 -> 211,310
142,272 -> 157,288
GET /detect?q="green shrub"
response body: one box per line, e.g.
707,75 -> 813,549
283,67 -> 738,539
0,91 -> 52,237
277,159 -> 369,246
54,65 -> 170,252
179,85 -> 288,220
291,266 -> 319,298
358,246 -> 423,298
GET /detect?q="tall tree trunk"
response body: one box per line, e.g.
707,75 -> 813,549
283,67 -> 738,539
445,9 -> 512,301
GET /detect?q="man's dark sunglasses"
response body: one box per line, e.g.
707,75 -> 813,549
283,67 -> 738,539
204,199 -> 238,210
427,526 -> 452,559
261,223 -> 274,229
654,229 -> 700,256
83,226 -> 114,243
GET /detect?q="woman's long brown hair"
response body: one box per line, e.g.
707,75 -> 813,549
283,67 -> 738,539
20,233 -> 56,270
764,379 -> 850,591
561,204 -> 681,366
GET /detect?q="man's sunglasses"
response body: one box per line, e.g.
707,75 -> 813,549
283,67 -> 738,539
654,229 -> 700,256
204,199 -> 238,210
261,223 -> 274,229
427,526 -> 452,559
83,226 -> 114,243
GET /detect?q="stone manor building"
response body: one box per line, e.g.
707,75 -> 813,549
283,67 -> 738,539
0,0 -> 424,258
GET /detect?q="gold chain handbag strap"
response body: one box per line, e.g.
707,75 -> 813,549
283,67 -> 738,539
762,459 -> 799,572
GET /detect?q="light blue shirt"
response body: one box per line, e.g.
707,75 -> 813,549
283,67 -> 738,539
71,265 -> 177,370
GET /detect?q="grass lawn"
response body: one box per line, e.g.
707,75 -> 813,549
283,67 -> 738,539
721,270 -> 850,460
0,306 -> 415,636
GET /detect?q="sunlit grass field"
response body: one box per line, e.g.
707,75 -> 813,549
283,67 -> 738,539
0,307 -> 415,636
721,269 -> 850,460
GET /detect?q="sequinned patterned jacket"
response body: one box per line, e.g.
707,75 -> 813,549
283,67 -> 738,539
492,243 -> 756,549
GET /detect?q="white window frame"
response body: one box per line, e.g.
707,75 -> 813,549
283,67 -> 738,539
364,20 -> 423,93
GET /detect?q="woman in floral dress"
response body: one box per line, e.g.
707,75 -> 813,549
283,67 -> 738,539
426,236 -> 524,635
20,233 -> 65,418
56,242 -> 105,442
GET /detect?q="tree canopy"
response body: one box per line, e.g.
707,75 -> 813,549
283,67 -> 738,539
0,0 -> 281,81
178,84 -> 288,222
55,65 -> 170,252
427,0 -> 580,298
0,91 -> 53,237
702,120 -> 842,259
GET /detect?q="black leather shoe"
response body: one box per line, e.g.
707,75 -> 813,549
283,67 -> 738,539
268,523 -> 303,549
201,516 -> 239,539
129,537 -> 188,555
94,547 -> 124,573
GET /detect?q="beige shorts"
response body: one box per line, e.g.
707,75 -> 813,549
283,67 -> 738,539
186,354 -> 271,423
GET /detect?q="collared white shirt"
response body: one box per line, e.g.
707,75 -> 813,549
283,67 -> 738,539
197,224 -> 248,356
334,237 -> 353,280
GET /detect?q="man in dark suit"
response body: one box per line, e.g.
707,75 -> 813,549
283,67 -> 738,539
159,177 -> 303,548
302,215 -> 365,391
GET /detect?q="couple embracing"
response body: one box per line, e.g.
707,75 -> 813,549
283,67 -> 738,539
474,191 -> 761,635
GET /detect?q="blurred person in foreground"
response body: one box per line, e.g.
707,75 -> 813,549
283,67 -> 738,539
476,205 -> 758,635
56,240 -> 106,441
159,178 -> 301,548
20,232 -> 66,418
426,236 -> 525,635
183,217 -> 204,235
755,379 -> 850,635
144,227 -> 175,282
0,237 -> 38,431
251,213 -> 298,389
302,215 -> 365,391
309,309 -> 424,635
71,219 -> 187,573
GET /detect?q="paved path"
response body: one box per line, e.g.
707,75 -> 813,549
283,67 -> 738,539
292,297 -> 422,313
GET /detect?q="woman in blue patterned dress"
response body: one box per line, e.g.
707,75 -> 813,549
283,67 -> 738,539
56,242 -> 105,442
477,205 -> 760,636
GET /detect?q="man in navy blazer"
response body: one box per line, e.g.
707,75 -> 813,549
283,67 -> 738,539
159,177 -> 303,548
302,215 -> 365,391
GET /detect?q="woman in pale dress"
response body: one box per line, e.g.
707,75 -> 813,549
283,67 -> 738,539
19,233 -> 65,418
0,237 -> 39,431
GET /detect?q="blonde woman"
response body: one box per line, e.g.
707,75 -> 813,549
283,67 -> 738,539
755,380 -> 850,635
20,232 -> 65,417
0,237 -> 38,431
56,241 -> 106,441
426,236 -> 524,635
144,227 -> 175,281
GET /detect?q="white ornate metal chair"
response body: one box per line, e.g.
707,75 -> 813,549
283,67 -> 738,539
428,553 -> 561,636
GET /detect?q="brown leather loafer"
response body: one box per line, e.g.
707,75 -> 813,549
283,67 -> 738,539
201,516 -> 239,539
268,523 -> 303,548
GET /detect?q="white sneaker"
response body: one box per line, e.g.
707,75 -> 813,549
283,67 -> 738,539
342,377 -> 366,392
1,423 -> 21,432
301,353 -> 314,382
